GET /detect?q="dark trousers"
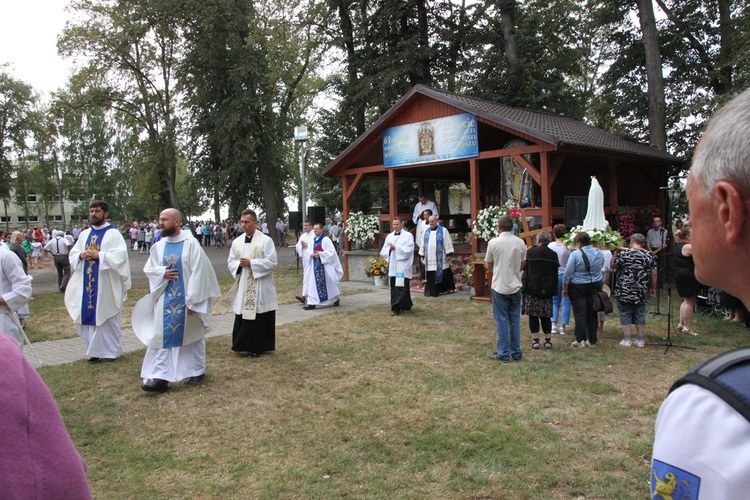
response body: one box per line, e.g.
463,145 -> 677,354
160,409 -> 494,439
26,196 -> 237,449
390,277 -> 413,312
53,254 -> 71,291
568,282 -> 601,345
529,316 -> 552,335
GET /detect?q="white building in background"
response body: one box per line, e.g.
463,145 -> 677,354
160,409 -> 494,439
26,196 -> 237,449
1,190 -> 83,229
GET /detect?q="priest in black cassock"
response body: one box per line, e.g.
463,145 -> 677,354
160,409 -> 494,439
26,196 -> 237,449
227,209 -> 278,357
380,217 -> 414,316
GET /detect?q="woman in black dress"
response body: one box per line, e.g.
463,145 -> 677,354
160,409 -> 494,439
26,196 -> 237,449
521,231 -> 560,349
673,228 -> 701,335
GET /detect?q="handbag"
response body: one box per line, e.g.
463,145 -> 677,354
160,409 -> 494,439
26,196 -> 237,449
592,289 -> 614,313
580,248 -> 613,313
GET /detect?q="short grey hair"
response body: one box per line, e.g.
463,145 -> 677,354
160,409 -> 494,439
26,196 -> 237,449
630,233 -> 646,246
537,230 -> 551,244
691,89 -> 750,195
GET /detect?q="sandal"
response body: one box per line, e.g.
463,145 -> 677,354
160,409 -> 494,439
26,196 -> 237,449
544,339 -> 553,349
685,330 -> 700,336
531,338 -> 540,350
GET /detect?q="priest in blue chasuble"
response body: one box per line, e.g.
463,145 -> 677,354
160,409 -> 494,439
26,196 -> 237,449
65,200 -> 131,363
132,209 -> 220,393
301,223 -> 343,310
419,215 -> 456,297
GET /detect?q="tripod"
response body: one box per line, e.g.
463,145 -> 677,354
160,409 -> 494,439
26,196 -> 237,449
648,184 -> 695,354
281,246 -> 302,278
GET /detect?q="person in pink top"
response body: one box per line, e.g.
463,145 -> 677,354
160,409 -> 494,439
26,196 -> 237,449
0,334 -> 92,498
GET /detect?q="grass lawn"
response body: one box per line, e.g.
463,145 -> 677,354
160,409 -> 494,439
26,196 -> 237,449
37,292 -> 749,498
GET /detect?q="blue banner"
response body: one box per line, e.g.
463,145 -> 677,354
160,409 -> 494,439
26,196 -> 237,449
382,113 -> 479,168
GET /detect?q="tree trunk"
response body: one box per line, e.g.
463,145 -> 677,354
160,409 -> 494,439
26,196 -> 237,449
637,0 -> 667,151
334,0 -> 366,136
717,0 -> 733,92
500,1 -> 518,66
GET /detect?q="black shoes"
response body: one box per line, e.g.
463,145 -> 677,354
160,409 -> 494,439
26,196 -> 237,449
87,357 -> 115,364
334,300 -> 340,307
391,310 -> 400,316
295,295 -> 306,304
141,378 -> 169,393
184,374 -> 205,385
303,304 -> 316,310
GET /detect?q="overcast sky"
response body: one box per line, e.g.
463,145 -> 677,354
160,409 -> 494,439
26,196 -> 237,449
1,1 -> 74,98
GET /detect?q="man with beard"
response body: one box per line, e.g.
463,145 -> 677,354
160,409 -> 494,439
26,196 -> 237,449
227,209 -> 278,357
380,217 -> 414,316
65,201 -> 131,363
301,223 -> 343,310
132,208 -> 220,393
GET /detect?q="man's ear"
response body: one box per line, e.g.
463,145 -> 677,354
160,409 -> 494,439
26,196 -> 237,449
715,181 -> 748,244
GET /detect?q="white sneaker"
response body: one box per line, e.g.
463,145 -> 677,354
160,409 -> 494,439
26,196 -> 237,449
571,340 -> 585,347
585,340 -> 596,347
635,339 -> 645,348
551,325 -> 557,334
619,339 -> 632,347
559,327 -> 566,335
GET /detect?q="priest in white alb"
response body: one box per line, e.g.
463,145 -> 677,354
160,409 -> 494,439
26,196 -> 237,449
294,220 -> 315,305
65,200 -> 131,363
133,208 -> 220,393
419,215 -> 455,296
302,223 -> 344,310
380,217 -> 414,316
0,245 -> 33,347
227,209 -> 278,357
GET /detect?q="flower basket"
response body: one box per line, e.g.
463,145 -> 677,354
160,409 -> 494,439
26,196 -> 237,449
471,203 -> 522,240
345,211 -> 380,248
560,225 -> 625,250
364,256 -> 389,278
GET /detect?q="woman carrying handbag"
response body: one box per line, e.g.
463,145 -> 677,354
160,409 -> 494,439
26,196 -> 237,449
562,232 -> 604,347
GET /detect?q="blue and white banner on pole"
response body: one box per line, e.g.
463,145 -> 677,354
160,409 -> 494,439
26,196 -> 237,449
382,113 -> 479,168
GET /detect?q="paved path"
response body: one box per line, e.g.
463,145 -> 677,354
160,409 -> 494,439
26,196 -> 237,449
22,282 -> 471,367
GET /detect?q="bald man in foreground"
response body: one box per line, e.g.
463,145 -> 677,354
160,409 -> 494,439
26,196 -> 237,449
132,208 -> 220,393
651,89 -> 750,498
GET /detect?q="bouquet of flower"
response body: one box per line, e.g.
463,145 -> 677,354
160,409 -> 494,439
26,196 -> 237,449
364,256 -> 389,277
471,203 -> 522,240
560,226 -> 625,250
345,211 -> 379,247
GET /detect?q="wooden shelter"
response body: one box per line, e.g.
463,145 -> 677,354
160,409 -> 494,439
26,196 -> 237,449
323,85 -> 682,278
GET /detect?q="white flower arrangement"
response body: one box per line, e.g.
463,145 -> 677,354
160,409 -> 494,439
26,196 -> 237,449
471,203 -> 522,241
560,225 -> 625,250
345,211 -> 379,247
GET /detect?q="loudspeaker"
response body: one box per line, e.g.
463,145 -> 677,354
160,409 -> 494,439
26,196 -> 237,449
288,211 -> 302,231
307,206 -> 326,226
564,196 -> 588,229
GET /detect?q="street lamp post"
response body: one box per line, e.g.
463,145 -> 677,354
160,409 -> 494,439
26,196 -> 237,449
294,125 -> 308,220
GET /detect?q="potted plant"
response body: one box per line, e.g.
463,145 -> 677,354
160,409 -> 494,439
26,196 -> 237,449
364,256 -> 389,286
345,211 -> 379,249
471,203 -> 522,242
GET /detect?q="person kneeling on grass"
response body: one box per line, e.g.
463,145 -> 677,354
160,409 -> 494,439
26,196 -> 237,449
610,233 -> 657,348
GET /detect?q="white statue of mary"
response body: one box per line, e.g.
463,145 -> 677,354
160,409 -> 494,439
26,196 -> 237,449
582,176 -> 609,230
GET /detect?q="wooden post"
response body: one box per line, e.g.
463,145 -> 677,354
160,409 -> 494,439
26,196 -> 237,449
470,158 -> 480,256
